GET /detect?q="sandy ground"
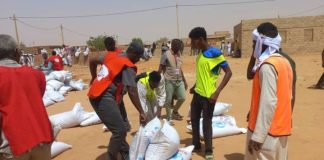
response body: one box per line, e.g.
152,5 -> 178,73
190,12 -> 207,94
47,50 -> 324,160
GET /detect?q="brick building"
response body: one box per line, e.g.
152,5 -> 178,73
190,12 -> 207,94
233,15 -> 324,57
182,31 -> 231,47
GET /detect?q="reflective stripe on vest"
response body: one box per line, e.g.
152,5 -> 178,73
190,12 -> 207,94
139,73 -> 155,101
248,55 -> 293,136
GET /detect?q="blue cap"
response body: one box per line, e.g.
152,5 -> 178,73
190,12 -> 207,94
128,43 -> 144,55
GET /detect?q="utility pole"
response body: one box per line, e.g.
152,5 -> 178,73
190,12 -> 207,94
116,35 -> 119,46
60,24 -> 64,45
176,0 -> 180,38
13,14 -> 20,47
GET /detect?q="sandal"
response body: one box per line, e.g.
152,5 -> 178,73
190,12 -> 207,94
172,114 -> 183,120
205,153 -> 214,160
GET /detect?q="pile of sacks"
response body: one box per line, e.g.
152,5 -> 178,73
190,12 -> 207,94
49,103 -> 102,158
130,117 -> 194,160
187,102 -> 247,138
43,71 -> 87,107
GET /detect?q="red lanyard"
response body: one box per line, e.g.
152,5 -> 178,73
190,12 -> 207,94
173,54 -> 178,68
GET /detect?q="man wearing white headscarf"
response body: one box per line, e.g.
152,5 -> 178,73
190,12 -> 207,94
245,22 -> 293,160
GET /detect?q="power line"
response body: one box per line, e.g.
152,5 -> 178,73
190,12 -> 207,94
16,19 -> 59,30
15,5 -> 174,19
179,0 -> 274,7
284,3 -> 324,17
63,26 -> 92,38
1,0 -> 274,20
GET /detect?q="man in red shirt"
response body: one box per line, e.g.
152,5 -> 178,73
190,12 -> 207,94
0,34 -> 53,159
48,50 -> 64,71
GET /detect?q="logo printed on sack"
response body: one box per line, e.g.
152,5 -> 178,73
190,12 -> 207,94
97,65 -> 109,81
213,121 -> 225,128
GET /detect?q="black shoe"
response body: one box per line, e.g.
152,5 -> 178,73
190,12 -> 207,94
172,113 -> 183,121
172,112 -> 184,118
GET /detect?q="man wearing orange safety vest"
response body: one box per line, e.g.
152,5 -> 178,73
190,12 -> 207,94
245,22 -> 293,160
88,42 -> 146,160
99,37 -> 131,131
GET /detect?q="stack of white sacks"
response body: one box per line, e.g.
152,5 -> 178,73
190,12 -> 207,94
49,103 -> 102,158
130,117 -> 194,160
186,102 -> 247,138
43,71 -> 86,107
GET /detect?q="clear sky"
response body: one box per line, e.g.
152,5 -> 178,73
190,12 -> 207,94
0,0 -> 323,46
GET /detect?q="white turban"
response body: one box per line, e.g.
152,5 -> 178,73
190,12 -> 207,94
252,29 -> 281,72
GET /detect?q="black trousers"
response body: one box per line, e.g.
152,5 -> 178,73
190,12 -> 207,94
119,99 -> 129,124
190,92 -> 215,153
316,73 -> 324,88
90,91 -> 129,160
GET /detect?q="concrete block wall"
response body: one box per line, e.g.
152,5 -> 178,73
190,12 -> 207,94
234,15 -> 324,57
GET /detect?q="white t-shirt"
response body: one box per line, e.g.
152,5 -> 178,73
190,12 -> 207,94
83,47 -> 89,56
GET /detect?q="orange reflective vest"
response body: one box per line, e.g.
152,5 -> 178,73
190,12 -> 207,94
104,48 -> 123,61
88,54 -> 136,100
248,56 -> 293,136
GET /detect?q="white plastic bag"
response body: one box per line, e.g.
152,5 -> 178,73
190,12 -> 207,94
59,86 -> 73,95
49,71 -> 64,82
187,115 -> 247,138
69,80 -> 84,91
44,90 -> 64,102
62,71 -> 73,83
187,102 -> 232,119
80,112 -> 102,126
51,121 -> 62,139
49,71 -> 73,83
51,141 -> 72,158
130,117 -> 162,160
213,102 -> 232,116
45,85 -> 55,91
43,96 -> 55,107
145,119 -> 180,160
169,145 -> 194,160
47,80 -> 64,91
49,103 -> 89,129
45,74 -> 55,82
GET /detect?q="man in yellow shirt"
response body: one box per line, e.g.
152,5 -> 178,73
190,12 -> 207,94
188,27 -> 232,160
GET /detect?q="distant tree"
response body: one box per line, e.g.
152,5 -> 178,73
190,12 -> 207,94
131,38 -> 143,46
86,35 -> 106,51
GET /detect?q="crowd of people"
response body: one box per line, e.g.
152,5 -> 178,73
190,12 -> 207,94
1,21 -> 322,160
85,22 -> 296,160
18,45 -> 91,73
